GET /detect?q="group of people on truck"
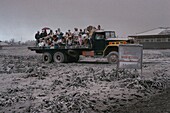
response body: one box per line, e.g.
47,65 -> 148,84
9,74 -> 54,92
35,25 -> 103,48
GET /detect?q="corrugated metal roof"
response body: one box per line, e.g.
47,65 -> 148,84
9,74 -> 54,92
136,27 -> 170,36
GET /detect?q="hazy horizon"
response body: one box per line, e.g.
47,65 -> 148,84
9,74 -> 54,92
0,0 -> 170,42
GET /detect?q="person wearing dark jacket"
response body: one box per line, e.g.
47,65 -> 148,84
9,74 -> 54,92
40,29 -> 47,38
35,31 -> 40,46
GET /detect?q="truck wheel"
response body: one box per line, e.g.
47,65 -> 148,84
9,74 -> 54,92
107,52 -> 118,64
53,52 -> 67,63
42,52 -> 53,63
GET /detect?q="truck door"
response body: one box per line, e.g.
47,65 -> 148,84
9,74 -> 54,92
92,32 -> 106,55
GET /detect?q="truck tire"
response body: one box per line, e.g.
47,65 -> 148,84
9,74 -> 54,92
42,52 -> 53,63
107,52 -> 118,64
53,52 -> 67,63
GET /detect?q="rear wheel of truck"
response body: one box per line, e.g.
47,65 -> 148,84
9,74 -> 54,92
42,52 -> 53,63
107,52 -> 118,64
53,52 -> 67,63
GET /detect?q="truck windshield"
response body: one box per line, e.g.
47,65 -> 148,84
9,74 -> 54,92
105,31 -> 116,39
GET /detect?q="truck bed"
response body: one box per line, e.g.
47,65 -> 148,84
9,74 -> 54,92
28,46 -> 93,53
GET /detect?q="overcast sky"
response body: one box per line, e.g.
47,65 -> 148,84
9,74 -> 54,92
0,0 -> 170,42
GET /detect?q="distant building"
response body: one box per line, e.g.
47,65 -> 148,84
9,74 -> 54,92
129,27 -> 170,49
0,41 -> 9,46
0,41 -> 9,49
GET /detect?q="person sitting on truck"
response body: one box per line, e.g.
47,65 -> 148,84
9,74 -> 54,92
46,38 -> 52,48
44,29 -> 54,41
79,29 -> 85,45
62,36 -> 66,44
51,35 -> 59,48
82,33 -> 87,44
67,36 -> 73,46
43,38 -> 48,47
82,31 -> 91,47
38,38 -> 45,47
56,37 -> 63,47
65,32 -> 69,46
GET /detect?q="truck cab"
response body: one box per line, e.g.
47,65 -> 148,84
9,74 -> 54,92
90,30 -> 131,56
92,31 -> 116,55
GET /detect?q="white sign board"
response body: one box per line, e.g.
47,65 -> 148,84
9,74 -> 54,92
118,44 -> 143,69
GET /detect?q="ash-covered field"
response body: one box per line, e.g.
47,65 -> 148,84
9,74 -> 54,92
0,46 -> 170,113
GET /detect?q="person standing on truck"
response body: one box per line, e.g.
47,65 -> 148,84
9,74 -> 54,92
78,34 -> 83,45
79,29 -> 83,35
65,32 -> 73,46
82,30 -> 91,47
40,29 -> 47,38
56,28 -> 63,39
97,25 -> 101,30
35,31 -> 40,46
89,27 -> 95,38
48,30 -> 54,36
73,28 -> 79,45
68,30 -> 73,37
96,25 -> 104,32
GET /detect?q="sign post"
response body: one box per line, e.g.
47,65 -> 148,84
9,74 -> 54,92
118,44 -> 143,75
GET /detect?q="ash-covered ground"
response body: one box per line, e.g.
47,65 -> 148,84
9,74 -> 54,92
0,46 -> 170,113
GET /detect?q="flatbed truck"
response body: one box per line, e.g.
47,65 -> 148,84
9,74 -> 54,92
28,30 -> 134,63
